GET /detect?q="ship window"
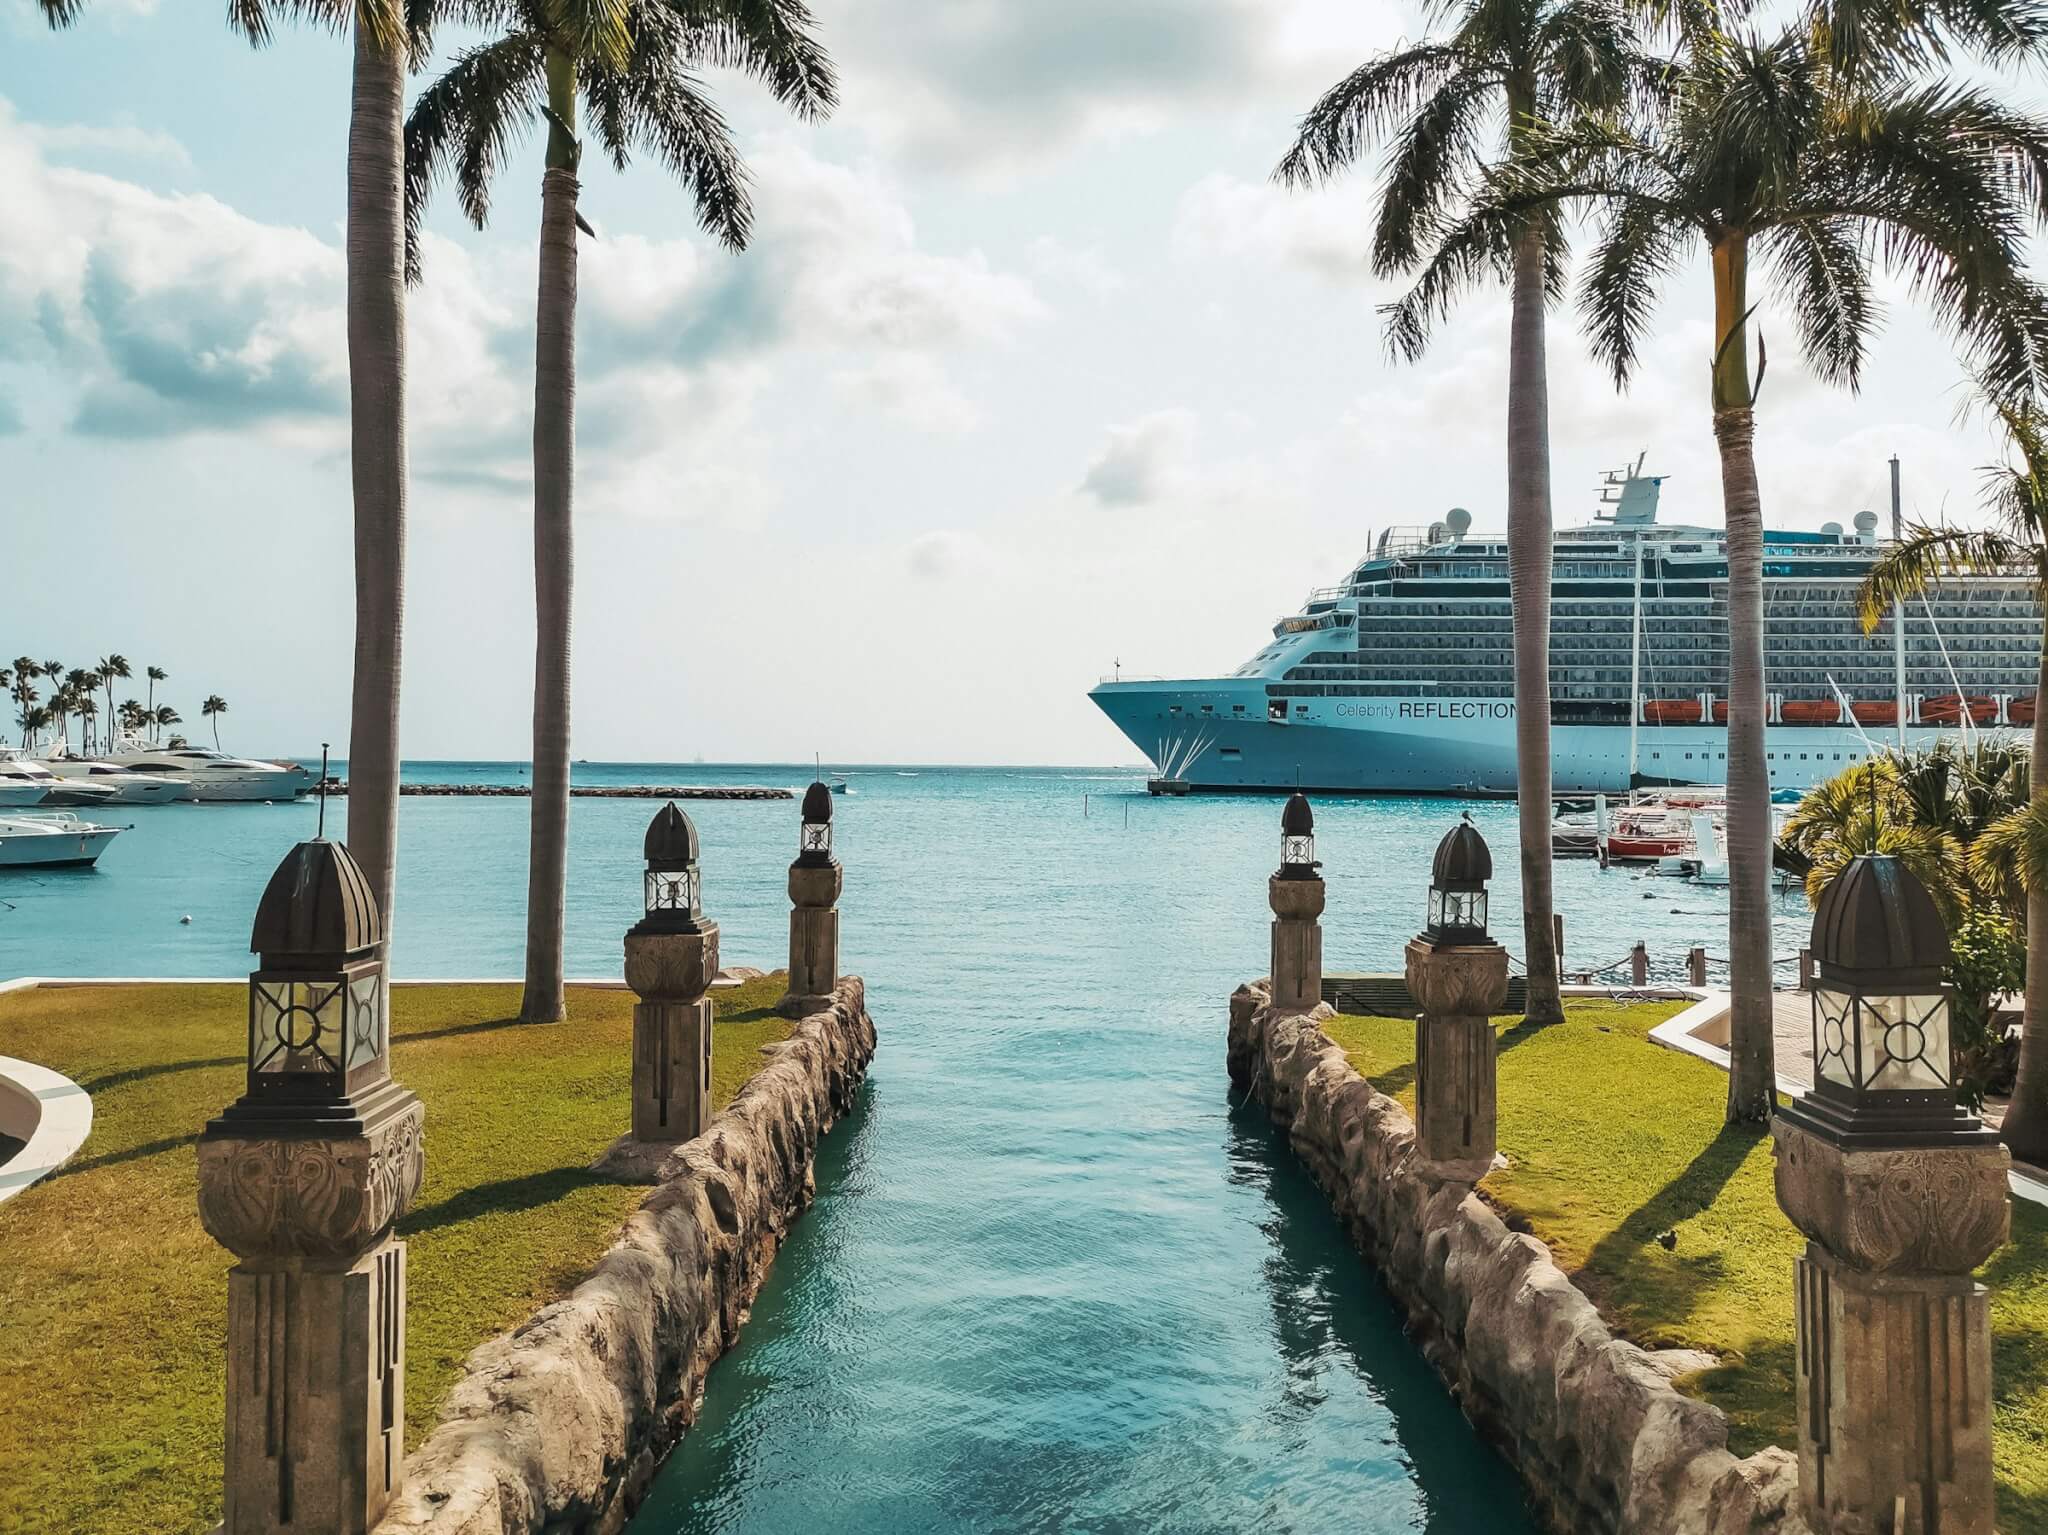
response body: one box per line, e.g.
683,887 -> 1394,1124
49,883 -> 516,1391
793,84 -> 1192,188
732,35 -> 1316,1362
1269,701 -> 1286,721
1219,747 -> 1242,759
1295,706 -> 1308,715
1232,704 -> 1246,713
1201,705 -> 1214,714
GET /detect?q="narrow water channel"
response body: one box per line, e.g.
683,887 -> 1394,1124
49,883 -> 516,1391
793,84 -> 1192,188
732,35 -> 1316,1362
626,772 -> 1543,1533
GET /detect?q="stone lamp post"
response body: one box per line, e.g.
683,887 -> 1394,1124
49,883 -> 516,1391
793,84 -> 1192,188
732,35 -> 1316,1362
624,801 -> 719,1145
197,837 -> 425,1535
1772,853 -> 2010,1535
1404,813 -> 1508,1186
777,780 -> 842,1018
1268,791 -> 1324,1016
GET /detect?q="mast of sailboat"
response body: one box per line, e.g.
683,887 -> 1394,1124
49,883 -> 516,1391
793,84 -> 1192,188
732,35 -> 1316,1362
1891,455 -> 1907,751
1628,527 -> 1644,785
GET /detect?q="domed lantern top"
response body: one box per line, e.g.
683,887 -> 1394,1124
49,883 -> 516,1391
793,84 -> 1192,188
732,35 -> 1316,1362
1424,813 -> 1492,946
798,781 -> 835,866
242,838 -> 389,1107
1786,852 -> 1986,1148
1277,792 -> 1318,880
636,801 -> 706,934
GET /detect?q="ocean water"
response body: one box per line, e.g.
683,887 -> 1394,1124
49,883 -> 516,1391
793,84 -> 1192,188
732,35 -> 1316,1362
0,763 -> 1814,1534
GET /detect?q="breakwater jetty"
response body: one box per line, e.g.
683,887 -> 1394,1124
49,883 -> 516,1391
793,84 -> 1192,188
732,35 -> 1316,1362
329,781 -> 792,800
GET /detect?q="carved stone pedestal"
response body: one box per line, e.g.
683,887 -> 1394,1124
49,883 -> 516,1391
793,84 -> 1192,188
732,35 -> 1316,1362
1268,874 -> 1325,1016
1405,937 -> 1509,1185
778,861 -> 842,1019
198,1094 -> 425,1535
1773,1115 -> 2011,1535
623,922 -> 719,1148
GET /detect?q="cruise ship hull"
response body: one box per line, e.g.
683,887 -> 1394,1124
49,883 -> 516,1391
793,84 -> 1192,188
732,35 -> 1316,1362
1091,680 -> 1994,795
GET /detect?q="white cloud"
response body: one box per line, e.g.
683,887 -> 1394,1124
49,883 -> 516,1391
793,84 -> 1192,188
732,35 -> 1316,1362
1170,172 -> 1382,285
904,529 -> 995,580
27,116 -> 191,169
1027,236 -> 1126,299
1079,409 -> 1200,505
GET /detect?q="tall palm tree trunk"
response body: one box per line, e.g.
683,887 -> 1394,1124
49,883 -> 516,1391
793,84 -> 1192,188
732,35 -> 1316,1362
2002,640 -> 2048,1162
1712,235 -> 1776,1122
346,22 -> 410,932
1508,220 -> 1563,1023
520,52 -> 579,1025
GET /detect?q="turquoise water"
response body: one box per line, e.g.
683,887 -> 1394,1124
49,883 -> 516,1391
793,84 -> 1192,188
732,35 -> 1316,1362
0,763 -> 1813,1533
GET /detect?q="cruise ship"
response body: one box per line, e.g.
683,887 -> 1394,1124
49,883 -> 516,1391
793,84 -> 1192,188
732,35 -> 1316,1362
1089,459 -> 2045,795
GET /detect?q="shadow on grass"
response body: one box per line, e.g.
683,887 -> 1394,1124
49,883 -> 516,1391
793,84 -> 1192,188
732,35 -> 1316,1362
1690,1334 -> 1797,1458
1362,1014 -> 1555,1104
45,1132 -> 198,1180
77,1055 -> 241,1096
399,1165 -> 613,1236
398,1014 -> 536,1045
1576,1120 -> 1764,1323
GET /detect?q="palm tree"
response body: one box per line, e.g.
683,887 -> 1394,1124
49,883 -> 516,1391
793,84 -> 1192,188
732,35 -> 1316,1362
1780,756 -> 1967,916
145,665 -> 166,734
13,686 -> 41,748
42,0 -> 416,936
1475,30 -> 2048,1121
1861,395 -> 2048,1160
154,705 -> 182,740
202,695 -> 229,750
1274,0 -> 1648,1026
406,0 -> 836,1022
98,654 -> 130,746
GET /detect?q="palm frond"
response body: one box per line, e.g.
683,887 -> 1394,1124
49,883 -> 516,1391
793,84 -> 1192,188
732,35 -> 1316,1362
1856,524 -> 2027,630
402,30 -> 547,282
1379,199 -> 1521,361
1970,799 -> 2048,899
38,0 -> 86,25
1577,189 -> 1691,388
656,0 -> 837,118
1758,215 -> 1873,389
1275,45 -> 1474,188
590,43 -> 753,248
1370,72 -> 1497,277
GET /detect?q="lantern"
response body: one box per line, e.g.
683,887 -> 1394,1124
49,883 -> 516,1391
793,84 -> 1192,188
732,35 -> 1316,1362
798,780 -> 835,866
1424,813 -> 1492,946
1782,853 -> 1990,1147
1277,792 -> 1318,879
244,838 -> 387,1106
636,801 -> 705,935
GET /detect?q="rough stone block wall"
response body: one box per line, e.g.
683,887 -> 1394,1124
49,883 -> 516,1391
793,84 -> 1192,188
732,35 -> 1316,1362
374,978 -> 877,1535
1227,981 -> 1810,1535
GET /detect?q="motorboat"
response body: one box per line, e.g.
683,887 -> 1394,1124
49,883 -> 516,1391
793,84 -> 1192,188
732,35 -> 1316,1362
0,812 -> 125,868
0,749 -> 120,808
98,736 -> 314,802
36,748 -> 194,804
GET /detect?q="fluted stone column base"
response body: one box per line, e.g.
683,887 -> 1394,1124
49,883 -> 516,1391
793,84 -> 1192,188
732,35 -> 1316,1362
1414,1011 -> 1496,1183
1795,1242 -> 1995,1535
778,905 -> 840,1019
632,997 -> 712,1144
223,1241 -> 406,1535
1268,874 -> 1325,1017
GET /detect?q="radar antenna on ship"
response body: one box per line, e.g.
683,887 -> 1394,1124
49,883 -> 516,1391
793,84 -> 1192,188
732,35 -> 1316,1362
1595,451 -> 1666,526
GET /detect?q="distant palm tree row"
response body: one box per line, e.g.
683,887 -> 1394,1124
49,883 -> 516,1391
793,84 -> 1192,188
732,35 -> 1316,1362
39,1 -> 836,1017
3,654 -> 217,753
1282,0 -> 2048,1159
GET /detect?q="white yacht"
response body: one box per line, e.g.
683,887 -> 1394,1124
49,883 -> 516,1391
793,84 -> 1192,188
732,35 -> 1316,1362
0,811 -> 125,868
0,749 -> 120,808
99,737 -> 314,802
37,748 -> 194,804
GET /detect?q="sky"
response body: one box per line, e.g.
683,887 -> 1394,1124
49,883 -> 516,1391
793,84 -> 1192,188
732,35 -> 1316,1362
0,1 -> 2036,765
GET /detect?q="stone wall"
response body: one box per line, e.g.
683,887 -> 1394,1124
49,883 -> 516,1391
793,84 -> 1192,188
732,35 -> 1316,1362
1227,981 -> 1810,1535
373,977 -> 877,1535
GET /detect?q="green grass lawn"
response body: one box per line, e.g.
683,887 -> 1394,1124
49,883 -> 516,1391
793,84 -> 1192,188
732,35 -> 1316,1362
1323,1000 -> 2048,1534
0,975 -> 795,1535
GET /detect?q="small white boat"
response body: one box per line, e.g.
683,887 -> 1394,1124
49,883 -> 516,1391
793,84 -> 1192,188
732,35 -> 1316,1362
0,749 -> 119,808
0,812 -> 125,868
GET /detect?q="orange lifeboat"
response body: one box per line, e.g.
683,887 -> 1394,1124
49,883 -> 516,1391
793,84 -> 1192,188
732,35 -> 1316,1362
1779,699 -> 1843,724
1644,699 -> 1703,724
2010,697 -> 2037,727
1922,694 -> 1997,725
1712,700 -> 1728,723
1851,700 -> 1899,725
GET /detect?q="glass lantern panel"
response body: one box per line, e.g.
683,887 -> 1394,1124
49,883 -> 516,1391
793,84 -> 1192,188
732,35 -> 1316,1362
802,822 -> 832,855
1282,833 -> 1314,866
1427,888 -> 1445,927
345,972 -> 385,1070
1860,992 -> 1952,1092
645,867 -> 699,914
251,978 -> 344,1076
1442,889 -> 1485,930
1813,986 -> 1856,1090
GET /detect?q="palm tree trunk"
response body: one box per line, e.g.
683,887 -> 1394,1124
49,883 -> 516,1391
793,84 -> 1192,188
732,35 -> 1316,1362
1712,234 -> 1776,1123
519,51 -> 579,1026
2000,639 -> 2048,1163
1507,221 -> 1562,1024
344,21 -> 409,934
